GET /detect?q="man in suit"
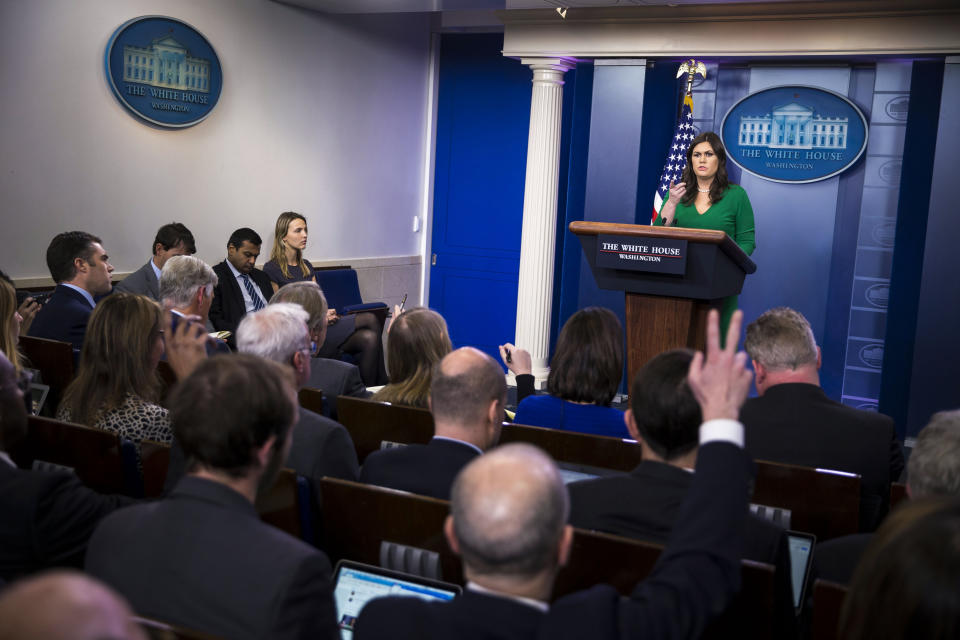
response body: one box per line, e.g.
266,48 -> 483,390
159,255 -> 230,355
740,307 -> 905,530
356,309 -> 755,640
209,227 -> 273,347
0,570 -> 147,640
815,408 -> 960,584
359,346 -> 505,500
115,222 -> 195,301
28,231 -> 114,351
271,281 -> 369,420
0,351 -> 134,581
236,303 -> 360,485
86,354 -> 339,640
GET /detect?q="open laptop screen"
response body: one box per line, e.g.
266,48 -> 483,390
333,560 -> 461,639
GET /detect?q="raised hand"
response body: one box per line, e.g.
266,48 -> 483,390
686,309 -> 753,423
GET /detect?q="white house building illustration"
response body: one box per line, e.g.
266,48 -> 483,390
123,36 -> 210,93
739,102 -> 848,149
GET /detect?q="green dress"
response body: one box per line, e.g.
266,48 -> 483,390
653,184 -> 756,337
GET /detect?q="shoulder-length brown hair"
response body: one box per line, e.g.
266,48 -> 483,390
59,293 -> 162,426
547,307 -> 623,406
270,212 -> 311,280
680,131 -> 730,206
373,307 -> 452,408
0,278 -> 22,373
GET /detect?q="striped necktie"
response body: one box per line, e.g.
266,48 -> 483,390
239,274 -> 266,311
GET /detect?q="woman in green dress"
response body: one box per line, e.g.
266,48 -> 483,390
653,131 -> 756,336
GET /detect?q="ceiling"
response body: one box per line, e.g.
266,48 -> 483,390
275,0 -> 806,14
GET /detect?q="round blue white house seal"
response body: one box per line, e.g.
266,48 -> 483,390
105,16 -> 222,128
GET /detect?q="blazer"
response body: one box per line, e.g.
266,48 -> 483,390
514,395 -> 629,439
811,532 -> 874,585
0,461 -> 134,581
114,260 -> 159,300
359,437 -> 481,500
209,261 -> 273,345
356,440 -> 750,640
307,357 -> 370,420
741,383 -> 904,529
86,476 -> 339,640
27,284 -> 94,352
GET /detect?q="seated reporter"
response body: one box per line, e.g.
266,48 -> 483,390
372,307 -> 452,409
513,307 -> 627,439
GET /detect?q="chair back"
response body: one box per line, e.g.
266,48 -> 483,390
753,460 -> 861,540
811,579 -> 848,640
255,467 -> 304,541
10,415 -> 128,494
336,396 -> 434,463
298,387 -> 325,415
19,335 -> 75,409
133,615 -> 222,639
141,439 -> 172,498
890,481 -> 908,511
500,422 -> 642,472
315,268 -> 364,312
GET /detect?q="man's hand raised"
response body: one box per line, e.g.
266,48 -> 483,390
687,309 -> 753,423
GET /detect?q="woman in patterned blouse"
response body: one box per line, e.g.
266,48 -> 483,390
57,293 -> 171,445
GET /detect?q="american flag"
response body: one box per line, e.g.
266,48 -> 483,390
651,93 -> 696,223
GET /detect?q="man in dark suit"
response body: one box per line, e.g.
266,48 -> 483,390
356,310 -> 755,640
0,351 -> 134,581
360,346 -> 505,500
271,281 -> 370,420
815,408 -> 960,584
209,228 -> 273,347
115,222 -> 195,301
28,231 -> 114,351
86,354 -> 339,640
741,307 -> 905,530
159,255 -> 230,355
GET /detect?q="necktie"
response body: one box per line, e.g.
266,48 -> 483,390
239,274 -> 266,311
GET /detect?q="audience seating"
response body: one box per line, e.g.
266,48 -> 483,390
298,387 -> 324,416
811,579 -> 848,640
314,268 -> 388,327
18,335 -> 74,411
9,415 -> 129,495
141,439 -> 172,498
133,615 -> 222,640
336,396 -> 433,463
890,481 -> 908,511
320,477 -> 778,639
156,361 -> 178,403
752,461 -> 861,540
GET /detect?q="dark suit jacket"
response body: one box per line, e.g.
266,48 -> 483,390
115,260 -> 159,300
27,284 -> 94,352
209,261 -> 273,346
86,476 -> 338,640
0,461 -> 134,581
741,383 -> 904,529
811,532 -> 873,585
307,357 -> 370,420
359,437 -> 480,500
356,441 -> 750,640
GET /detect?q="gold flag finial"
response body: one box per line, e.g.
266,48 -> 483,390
676,59 -> 707,95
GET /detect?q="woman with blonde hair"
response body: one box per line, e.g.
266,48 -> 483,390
0,271 -> 41,374
57,293 -> 171,444
262,211 -> 383,385
372,307 -> 452,409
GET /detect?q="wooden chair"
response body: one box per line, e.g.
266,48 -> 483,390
753,460 -> 861,540
133,615 -> 222,640
9,415 -> 128,495
320,478 -> 777,638
256,467 -> 304,540
298,387 -> 324,415
141,439 -> 172,498
811,579 -> 848,640
335,396 -> 434,463
500,422 -> 642,472
19,335 -> 75,409
890,481 -> 908,511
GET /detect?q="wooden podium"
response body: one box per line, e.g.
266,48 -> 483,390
570,221 -> 756,387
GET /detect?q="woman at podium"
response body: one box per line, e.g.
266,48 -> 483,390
653,131 -> 755,332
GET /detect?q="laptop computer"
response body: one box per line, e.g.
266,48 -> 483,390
786,531 -> 816,612
333,560 -> 462,639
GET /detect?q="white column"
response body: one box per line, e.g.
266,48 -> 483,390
514,58 -> 574,387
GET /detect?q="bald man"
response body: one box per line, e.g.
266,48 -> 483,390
0,570 -> 146,640
360,347 -> 506,500
355,310 -> 756,640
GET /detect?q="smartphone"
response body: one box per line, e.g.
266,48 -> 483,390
398,293 -> 407,314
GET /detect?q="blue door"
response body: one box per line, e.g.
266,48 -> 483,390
428,34 -> 532,362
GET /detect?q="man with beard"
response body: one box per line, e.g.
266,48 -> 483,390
85,354 -> 338,640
